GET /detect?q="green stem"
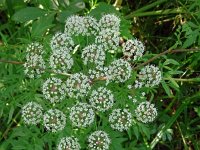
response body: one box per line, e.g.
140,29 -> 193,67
150,93 -> 200,149
126,8 -> 185,18
126,0 -> 168,19
164,77 -> 200,82
0,111 -> 20,141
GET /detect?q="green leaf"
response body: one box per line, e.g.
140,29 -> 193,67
31,13 -> 55,38
161,81 -> 173,97
7,105 -> 15,124
12,7 -> 46,23
194,107 -> 200,117
133,125 -> 139,140
163,59 -> 179,66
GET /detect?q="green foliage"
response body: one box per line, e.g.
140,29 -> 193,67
0,0 -> 200,150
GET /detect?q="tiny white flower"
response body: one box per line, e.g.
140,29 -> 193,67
57,136 -> 81,150
88,130 -> 111,150
69,103 -> 95,128
135,101 -> 157,123
42,77 -> 66,103
21,102 -> 43,125
89,87 -> 114,112
43,109 -> 66,132
109,109 -> 132,132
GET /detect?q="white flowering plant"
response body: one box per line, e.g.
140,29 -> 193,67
1,1 -> 200,150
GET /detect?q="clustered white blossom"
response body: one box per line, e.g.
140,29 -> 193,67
57,136 -> 81,150
22,13 -> 163,148
23,54 -> 46,78
122,39 -> 145,61
65,73 -> 91,99
23,42 -> 46,78
95,29 -> 120,51
99,14 -> 120,31
89,87 -> 114,112
83,16 -> 99,36
65,15 -> 99,36
135,101 -> 157,123
50,32 -> 74,51
25,42 -> 44,55
106,59 -> 132,83
42,77 -> 66,103
88,131 -> 111,150
21,102 -> 43,125
135,64 -> 162,88
49,48 -> 74,74
43,109 -> 66,132
69,103 -> 95,127
81,44 -> 105,66
88,67 -> 108,80
109,109 -> 132,132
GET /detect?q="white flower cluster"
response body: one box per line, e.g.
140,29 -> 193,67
42,77 -> 66,103
50,32 -> 74,51
135,65 -> 162,88
65,15 -> 99,36
88,130 -> 111,150
107,59 -> 132,83
95,29 -> 120,51
109,109 -> 132,132
26,42 -> 44,55
49,48 -> 74,74
43,109 -> 66,132
99,14 -> 120,30
24,42 -> 45,78
69,103 -> 95,128
83,16 -> 100,36
21,102 -> 43,125
57,136 -> 81,150
89,87 -> 114,112
88,67 -> 108,80
135,101 -> 157,123
81,44 -> 105,66
122,39 -> 145,61
65,73 -> 91,99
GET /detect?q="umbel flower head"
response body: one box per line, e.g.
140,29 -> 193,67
135,101 -> 157,123
135,64 -> 162,88
50,32 -> 74,51
23,53 -> 46,78
42,77 -> 66,103
109,108 -> 132,132
81,44 -> 105,66
26,42 -> 44,55
49,48 -> 74,74
82,16 -> 99,36
89,87 -> 114,112
65,15 -> 87,36
43,109 -> 66,133
57,136 -> 81,150
95,28 -> 120,51
106,59 -> 132,83
69,102 -> 95,128
122,39 -> 145,61
88,130 -> 111,150
65,73 -> 91,99
88,67 -> 108,80
99,14 -> 120,31
21,102 -> 43,125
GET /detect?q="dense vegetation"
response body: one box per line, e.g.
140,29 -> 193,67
0,0 -> 200,150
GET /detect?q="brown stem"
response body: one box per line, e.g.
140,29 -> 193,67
0,59 -> 24,65
133,48 -> 200,70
